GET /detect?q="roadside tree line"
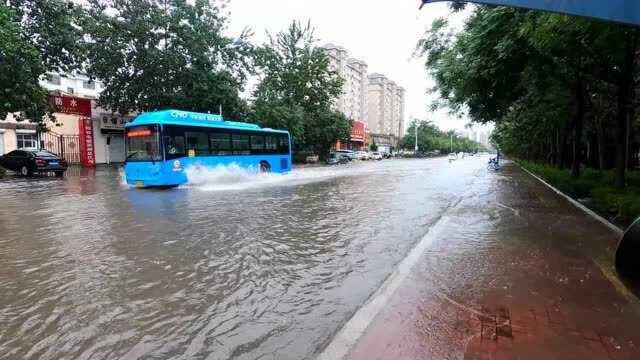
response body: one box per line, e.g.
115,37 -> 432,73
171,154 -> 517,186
0,0 -> 350,157
418,5 -> 639,189
401,120 -> 485,154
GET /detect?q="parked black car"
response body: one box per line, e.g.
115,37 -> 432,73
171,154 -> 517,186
0,150 -> 68,177
327,153 -> 350,165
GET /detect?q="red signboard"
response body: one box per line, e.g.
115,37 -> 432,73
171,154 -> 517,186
49,95 -> 92,117
78,117 -> 96,167
351,120 -> 366,142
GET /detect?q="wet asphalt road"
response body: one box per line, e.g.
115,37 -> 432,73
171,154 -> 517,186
346,162 -> 640,360
0,156 -> 488,359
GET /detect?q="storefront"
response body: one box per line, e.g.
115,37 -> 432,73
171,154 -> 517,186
46,94 -> 95,167
92,110 -> 132,164
335,120 -> 369,151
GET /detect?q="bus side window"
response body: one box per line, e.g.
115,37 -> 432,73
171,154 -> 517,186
277,135 -> 289,154
232,133 -> 250,155
164,135 -> 185,159
265,135 -> 278,153
186,132 -> 209,155
250,135 -> 265,154
210,132 -> 231,155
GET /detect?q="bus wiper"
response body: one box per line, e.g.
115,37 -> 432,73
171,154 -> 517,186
126,151 -> 142,160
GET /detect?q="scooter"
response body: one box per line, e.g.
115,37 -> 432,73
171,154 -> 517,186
615,217 -> 640,277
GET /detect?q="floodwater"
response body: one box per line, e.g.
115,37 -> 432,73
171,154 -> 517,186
0,156 -> 489,359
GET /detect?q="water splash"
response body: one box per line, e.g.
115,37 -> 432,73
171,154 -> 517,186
118,167 -> 130,187
184,162 -> 375,192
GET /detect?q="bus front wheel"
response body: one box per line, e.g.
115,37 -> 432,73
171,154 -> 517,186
259,161 -> 271,173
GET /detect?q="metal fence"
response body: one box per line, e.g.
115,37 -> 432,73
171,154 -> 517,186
41,131 -> 81,164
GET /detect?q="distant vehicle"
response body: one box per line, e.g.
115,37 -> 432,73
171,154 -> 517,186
305,154 -> 319,163
124,110 -> 292,188
335,150 -> 355,160
448,153 -> 457,162
371,152 -> 383,160
0,149 -> 68,177
354,151 -> 369,160
487,157 -> 501,171
327,153 -> 350,165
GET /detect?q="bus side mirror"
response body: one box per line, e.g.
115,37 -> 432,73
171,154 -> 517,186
615,217 -> 640,277
106,136 -> 111,146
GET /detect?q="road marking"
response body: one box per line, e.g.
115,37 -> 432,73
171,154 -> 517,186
518,165 -> 623,235
317,207 -> 455,360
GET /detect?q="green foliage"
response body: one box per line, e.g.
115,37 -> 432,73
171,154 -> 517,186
417,6 -> 637,186
401,120 -> 484,153
252,20 -> 349,156
85,0 -> 252,119
1,1 -> 86,124
369,140 -> 378,151
520,161 -> 640,225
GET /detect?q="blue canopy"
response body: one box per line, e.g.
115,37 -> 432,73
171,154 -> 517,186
420,1 -> 640,27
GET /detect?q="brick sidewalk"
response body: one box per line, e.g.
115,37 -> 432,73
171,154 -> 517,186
344,164 -> 640,360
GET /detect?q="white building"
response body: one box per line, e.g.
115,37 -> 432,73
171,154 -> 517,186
0,72 -> 131,164
367,73 -> 405,138
393,86 -> 406,139
322,44 -> 369,124
43,73 -> 103,99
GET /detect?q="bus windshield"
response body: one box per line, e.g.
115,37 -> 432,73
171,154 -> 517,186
126,125 -> 162,162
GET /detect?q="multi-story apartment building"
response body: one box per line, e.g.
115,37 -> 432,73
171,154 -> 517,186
367,73 -> 405,139
322,44 -> 368,124
393,86 -> 406,139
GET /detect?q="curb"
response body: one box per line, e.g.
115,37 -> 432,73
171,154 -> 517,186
517,163 -> 623,235
316,204 -> 458,360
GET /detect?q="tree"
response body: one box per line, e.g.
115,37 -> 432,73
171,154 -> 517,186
401,119 -> 482,154
85,0 -> 252,119
370,140 -> 378,152
252,20 -> 350,157
417,6 -> 637,187
1,1 -> 86,125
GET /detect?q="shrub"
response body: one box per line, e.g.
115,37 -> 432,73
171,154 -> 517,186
518,160 -> 640,226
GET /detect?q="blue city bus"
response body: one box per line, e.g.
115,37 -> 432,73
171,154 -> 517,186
124,110 -> 292,188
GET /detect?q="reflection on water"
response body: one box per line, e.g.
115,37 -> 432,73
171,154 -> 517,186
0,158 -> 486,359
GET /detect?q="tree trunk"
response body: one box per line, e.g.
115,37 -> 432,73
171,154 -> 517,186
558,129 -> 568,169
627,102 -> 635,169
615,29 -> 637,188
571,78 -> 585,178
596,118 -> 606,170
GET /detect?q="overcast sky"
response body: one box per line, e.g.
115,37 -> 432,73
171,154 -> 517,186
225,0 -> 475,132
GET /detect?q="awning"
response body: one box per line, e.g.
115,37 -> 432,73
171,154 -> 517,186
420,1 -> 640,27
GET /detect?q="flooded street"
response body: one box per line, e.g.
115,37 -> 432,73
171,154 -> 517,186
0,157 -> 485,359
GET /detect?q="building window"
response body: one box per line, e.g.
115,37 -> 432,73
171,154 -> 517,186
83,80 -> 95,90
17,133 -> 38,149
67,87 -> 75,94
48,74 -> 61,85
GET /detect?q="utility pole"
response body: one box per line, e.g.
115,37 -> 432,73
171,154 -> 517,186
450,133 -> 453,153
414,123 -> 418,152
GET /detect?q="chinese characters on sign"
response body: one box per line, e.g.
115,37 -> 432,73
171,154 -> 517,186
78,118 -> 96,167
49,95 -> 95,167
49,95 -> 92,117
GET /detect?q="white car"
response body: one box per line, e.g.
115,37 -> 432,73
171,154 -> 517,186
448,152 -> 457,162
355,151 -> 369,160
371,152 -> 383,160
